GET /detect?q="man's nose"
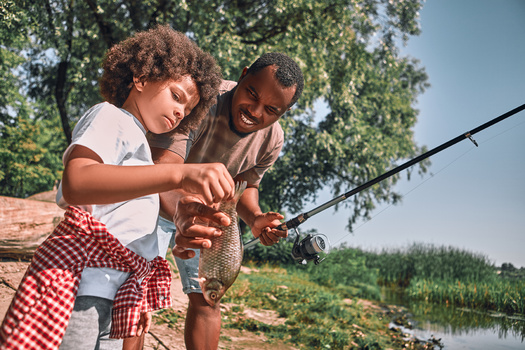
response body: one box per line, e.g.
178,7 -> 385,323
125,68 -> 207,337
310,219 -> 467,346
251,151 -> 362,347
248,103 -> 263,118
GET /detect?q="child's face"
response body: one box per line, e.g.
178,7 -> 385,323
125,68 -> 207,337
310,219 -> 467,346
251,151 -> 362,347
230,65 -> 296,135
132,75 -> 200,134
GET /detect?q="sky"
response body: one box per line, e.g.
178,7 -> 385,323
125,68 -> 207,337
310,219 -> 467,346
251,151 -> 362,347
299,0 -> 525,267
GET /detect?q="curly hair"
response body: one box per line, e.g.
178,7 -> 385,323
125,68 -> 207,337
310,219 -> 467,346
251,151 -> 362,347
99,25 -> 222,133
246,52 -> 304,108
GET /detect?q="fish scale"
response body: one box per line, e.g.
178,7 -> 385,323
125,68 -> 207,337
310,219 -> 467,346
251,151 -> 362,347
198,181 -> 247,306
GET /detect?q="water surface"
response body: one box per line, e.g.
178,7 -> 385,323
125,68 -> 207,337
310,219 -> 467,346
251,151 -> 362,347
382,288 -> 525,349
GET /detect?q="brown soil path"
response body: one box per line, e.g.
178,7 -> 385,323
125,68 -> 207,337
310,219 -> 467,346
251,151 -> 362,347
0,261 -> 296,350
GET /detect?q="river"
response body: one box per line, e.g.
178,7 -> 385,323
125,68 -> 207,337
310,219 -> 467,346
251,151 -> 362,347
382,288 -> 525,349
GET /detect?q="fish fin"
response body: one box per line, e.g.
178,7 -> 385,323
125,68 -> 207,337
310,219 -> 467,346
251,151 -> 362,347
233,181 -> 247,202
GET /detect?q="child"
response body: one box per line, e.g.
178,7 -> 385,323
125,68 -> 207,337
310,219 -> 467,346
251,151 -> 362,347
0,25 -> 234,350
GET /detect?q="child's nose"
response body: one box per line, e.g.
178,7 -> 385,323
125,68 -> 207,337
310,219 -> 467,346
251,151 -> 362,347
174,107 -> 183,119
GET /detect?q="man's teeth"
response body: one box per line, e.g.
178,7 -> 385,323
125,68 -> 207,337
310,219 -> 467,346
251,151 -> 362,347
240,113 -> 255,125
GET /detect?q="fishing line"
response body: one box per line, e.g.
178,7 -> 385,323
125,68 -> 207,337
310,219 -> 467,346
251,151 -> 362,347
330,118 -> 525,246
330,145 -> 478,247
244,103 -> 525,265
475,118 -> 525,144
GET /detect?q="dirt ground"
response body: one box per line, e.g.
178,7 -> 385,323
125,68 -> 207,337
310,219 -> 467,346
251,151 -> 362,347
0,261 -> 297,350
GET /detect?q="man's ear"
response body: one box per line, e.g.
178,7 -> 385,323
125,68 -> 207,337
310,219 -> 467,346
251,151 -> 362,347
133,77 -> 146,92
237,67 -> 248,83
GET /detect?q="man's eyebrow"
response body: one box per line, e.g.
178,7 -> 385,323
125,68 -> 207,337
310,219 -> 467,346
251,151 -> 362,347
248,84 -> 281,113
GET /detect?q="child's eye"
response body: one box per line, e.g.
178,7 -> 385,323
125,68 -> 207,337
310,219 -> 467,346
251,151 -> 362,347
172,93 -> 180,101
248,89 -> 256,98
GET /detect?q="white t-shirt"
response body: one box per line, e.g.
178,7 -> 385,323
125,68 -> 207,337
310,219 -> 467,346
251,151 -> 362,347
56,102 -> 170,300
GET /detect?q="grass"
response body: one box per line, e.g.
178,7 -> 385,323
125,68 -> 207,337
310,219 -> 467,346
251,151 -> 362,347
153,242 -> 523,348
221,264 -> 426,349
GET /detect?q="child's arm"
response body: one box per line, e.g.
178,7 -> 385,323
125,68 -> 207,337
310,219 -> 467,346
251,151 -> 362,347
62,145 -> 234,206
135,311 -> 151,336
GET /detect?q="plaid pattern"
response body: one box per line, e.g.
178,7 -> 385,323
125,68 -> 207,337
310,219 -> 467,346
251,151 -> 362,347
0,206 -> 172,350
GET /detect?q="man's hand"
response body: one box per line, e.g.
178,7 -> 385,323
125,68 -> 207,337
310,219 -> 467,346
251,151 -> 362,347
172,195 -> 231,259
251,212 -> 288,246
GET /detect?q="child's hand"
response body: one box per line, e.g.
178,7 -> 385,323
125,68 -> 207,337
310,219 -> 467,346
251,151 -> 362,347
179,163 -> 235,204
136,311 -> 152,336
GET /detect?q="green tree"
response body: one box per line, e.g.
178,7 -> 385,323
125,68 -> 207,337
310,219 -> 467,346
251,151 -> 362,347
0,1 -> 66,197
2,0 -> 430,232
0,113 -> 64,198
0,0 -> 30,127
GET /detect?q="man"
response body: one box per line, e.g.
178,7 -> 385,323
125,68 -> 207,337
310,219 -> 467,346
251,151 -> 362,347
149,52 -> 304,349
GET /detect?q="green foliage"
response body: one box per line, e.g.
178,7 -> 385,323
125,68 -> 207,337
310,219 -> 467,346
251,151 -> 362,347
0,113 -> 65,197
364,242 -> 496,286
2,0 -> 430,233
406,278 -> 525,315
0,1 -> 30,126
243,238 -> 296,266
294,244 -> 381,300
246,239 -> 522,318
499,262 -> 525,280
358,242 -> 523,315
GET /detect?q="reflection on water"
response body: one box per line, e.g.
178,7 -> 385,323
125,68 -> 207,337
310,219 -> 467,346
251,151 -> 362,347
382,288 -> 525,349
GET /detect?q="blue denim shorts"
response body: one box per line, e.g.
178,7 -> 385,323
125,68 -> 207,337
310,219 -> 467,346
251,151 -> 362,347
157,216 -> 201,294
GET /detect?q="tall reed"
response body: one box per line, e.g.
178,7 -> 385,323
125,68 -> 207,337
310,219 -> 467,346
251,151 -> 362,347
364,242 -> 496,286
407,278 -> 525,314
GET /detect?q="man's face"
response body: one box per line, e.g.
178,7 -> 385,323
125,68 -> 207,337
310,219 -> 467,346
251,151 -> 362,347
230,65 -> 296,135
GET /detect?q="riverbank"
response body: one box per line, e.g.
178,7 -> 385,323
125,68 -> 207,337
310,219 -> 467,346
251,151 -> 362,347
0,259 -> 442,349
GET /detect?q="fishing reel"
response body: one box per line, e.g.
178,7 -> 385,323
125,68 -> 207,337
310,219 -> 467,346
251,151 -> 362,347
291,227 -> 330,265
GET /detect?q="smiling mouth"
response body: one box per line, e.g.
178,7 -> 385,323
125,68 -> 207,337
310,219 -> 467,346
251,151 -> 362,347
240,112 -> 256,126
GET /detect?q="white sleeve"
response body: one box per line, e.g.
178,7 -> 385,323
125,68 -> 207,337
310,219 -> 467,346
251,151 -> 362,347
63,103 -> 145,166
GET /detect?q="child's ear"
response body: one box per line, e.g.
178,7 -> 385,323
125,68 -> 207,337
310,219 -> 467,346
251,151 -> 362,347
133,76 -> 146,92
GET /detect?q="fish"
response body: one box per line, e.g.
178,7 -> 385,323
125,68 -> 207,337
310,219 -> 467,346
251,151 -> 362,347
198,181 -> 247,306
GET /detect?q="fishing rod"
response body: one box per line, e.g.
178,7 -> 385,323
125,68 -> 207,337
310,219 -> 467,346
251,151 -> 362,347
244,103 -> 525,264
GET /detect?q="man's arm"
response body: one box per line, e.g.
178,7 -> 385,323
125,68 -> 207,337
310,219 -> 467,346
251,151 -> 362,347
236,186 -> 288,246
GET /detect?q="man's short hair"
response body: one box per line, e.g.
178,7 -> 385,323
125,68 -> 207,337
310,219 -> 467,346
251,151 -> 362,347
246,52 -> 304,108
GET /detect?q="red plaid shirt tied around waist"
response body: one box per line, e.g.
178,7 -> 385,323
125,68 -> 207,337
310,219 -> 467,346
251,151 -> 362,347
0,206 -> 172,350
